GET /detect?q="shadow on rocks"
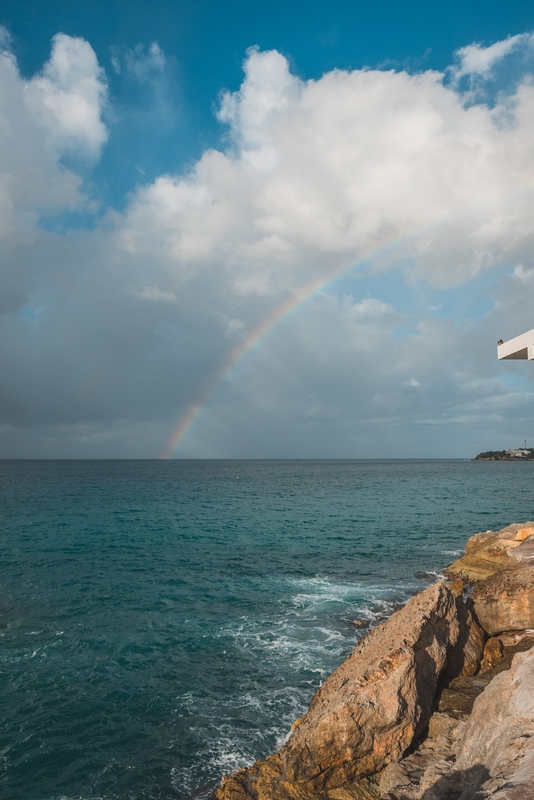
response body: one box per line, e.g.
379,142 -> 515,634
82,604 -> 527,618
418,763 -> 489,800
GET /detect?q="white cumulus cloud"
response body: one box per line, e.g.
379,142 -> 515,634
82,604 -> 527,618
25,32 -> 108,158
117,44 -> 534,297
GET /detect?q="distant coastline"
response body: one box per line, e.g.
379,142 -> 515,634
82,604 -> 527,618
474,447 -> 534,461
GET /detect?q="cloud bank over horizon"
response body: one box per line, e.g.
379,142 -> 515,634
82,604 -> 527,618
2,29 -> 534,458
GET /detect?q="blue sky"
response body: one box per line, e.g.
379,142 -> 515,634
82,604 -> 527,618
2,1 -> 534,457
5,0 -> 534,207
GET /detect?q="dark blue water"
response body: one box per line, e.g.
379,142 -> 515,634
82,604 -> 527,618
1,459 -> 533,800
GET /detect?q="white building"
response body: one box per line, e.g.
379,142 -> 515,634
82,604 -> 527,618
498,328 -> 534,361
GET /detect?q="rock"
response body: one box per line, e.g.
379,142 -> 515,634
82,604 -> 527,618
437,645 -> 534,798
487,751 -> 534,799
351,619 -> 371,630
445,523 -> 534,583
448,578 -> 464,596
280,583 -> 463,791
482,636 -> 504,667
389,644 -> 534,799
217,754 -> 379,799
473,565 -> 534,635
378,762 -> 413,797
498,630 -> 534,646
445,523 -> 534,637
436,674 -> 490,719
217,582 -> 482,799
216,754 -> 286,800
508,534 -> 534,563
517,527 -> 534,541
444,596 -> 484,678
378,716 -> 466,799
216,523 -> 534,800
373,644 -> 534,798
427,712 -> 461,742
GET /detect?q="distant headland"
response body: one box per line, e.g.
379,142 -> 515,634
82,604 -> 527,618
474,447 -> 534,461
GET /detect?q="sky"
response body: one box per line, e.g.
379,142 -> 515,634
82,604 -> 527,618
2,1 -> 534,458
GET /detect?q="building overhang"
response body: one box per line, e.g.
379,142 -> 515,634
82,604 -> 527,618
498,328 -> 534,360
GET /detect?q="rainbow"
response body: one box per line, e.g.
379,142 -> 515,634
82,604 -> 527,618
160,177 -> 534,458
160,233 -> 410,458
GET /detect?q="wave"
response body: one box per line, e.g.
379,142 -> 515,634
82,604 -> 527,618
174,571 -> 442,797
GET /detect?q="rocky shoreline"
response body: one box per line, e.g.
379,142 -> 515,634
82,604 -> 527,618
214,522 -> 534,800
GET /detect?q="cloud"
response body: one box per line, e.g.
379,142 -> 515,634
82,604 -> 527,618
218,47 -> 300,169
25,32 -> 108,158
131,284 -> 176,302
109,40 -> 178,139
348,298 -> 396,319
3,33 -> 534,456
0,31 -> 106,315
451,34 -> 530,83
111,41 -> 165,79
512,264 -> 534,281
117,45 -> 534,297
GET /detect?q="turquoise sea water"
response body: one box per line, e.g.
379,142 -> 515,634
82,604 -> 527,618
1,458 -> 534,800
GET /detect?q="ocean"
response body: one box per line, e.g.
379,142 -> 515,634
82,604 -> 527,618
1,458 -> 533,800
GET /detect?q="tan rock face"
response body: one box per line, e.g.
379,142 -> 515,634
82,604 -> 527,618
281,583 -> 460,791
217,582 -> 483,799
215,526 -> 534,800
514,525 -> 534,542
445,522 -> 534,582
444,523 -> 534,637
473,565 -> 534,635
379,637 -> 534,800
447,646 -> 534,798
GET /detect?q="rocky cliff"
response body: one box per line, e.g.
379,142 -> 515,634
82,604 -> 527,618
215,523 -> 534,800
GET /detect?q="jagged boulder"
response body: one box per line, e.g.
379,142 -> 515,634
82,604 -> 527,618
431,645 -> 534,799
445,523 -> 534,583
472,564 -> 534,636
217,582 -> 483,799
444,523 -> 534,637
